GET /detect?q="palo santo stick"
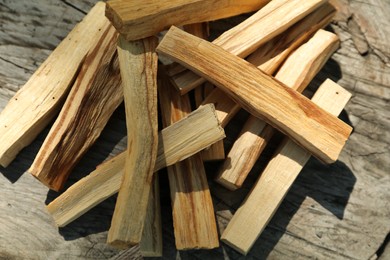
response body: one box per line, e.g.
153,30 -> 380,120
221,79 -> 352,255
140,175 -> 162,257
108,36 -> 159,248
29,25 -> 121,191
0,2 -> 109,167
46,104 -> 225,227
171,0 -> 327,94
105,0 -> 270,41
157,26 -> 352,164
198,3 -> 336,162
158,72 -> 219,250
246,2 -> 335,74
216,29 -> 340,190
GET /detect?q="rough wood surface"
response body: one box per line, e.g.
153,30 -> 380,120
221,79 -> 352,255
158,73 -> 219,250
157,26 -> 352,164
107,36 -> 159,248
29,24 -> 121,191
0,1 -> 109,167
216,29 -> 340,190
140,175 -> 162,257
105,0 -> 270,41
0,0 -> 389,259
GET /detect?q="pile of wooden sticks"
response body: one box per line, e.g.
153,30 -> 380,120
0,0 -> 353,257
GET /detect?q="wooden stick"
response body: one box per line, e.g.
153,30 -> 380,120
28,25 -> 121,191
105,0 -> 270,41
170,0 -> 327,94
221,79 -> 352,255
216,29 -> 340,190
158,72 -> 219,250
196,4 -> 336,162
0,2 -> 109,167
140,175 -> 162,257
107,36 -> 159,248
246,2 -> 336,74
46,104 -> 225,227
157,26 -> 352,164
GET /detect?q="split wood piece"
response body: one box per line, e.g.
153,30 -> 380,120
0,2 -> 109,167
194,3 -> 336,161
170,0 -> 328,94
140,175 -> 162,257
46,104 -> 225,227
157,26 -> 352,164
105,0 -> 270,41
216,29 -> 340,190
221,79 -> 352,255
158,72 -> 219,250
28,25 -> 121,191
108,36 -> 159,248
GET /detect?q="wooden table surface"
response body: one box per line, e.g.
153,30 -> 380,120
0,0 -> 389,259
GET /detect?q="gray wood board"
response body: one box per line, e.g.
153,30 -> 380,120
0,0 -> 389,259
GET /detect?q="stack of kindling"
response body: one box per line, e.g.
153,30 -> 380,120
0,0 -> 353,256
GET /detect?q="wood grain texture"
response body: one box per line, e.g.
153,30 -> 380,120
197,5 -> 335,162
158,72 -> 219,250
140,175 -> 162,257
46,104 -> 225,228
105,0 -> 270,40
171,0 -> 328,94
0,1 -> 109,167
1,1 -> 389,259
216,29 -> 340,190
107,36 -> 159,248
221,79 -> 352,255
157,26 -> 352,164
28,24 -> 121,191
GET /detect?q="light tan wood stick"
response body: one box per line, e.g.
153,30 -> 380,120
46,104 -> 225,227
105,0 -> 270,41
157,26 -> 352,164
221,79 -> 352,255
108,36 -> 159,248
28,25 -> 121,191
246,2 -> 335,74
216,29 -> 340,190
158,72 -> 219,250
0,2 -> 109,167
170,0 -> 327,94
197,4 -> 336,162
140,175 -> 162,257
